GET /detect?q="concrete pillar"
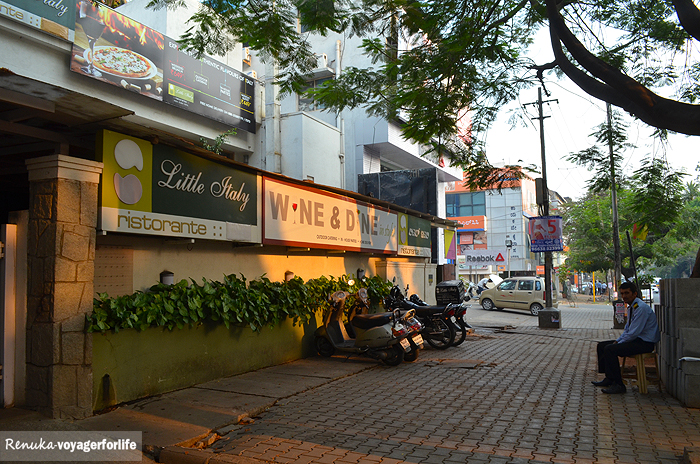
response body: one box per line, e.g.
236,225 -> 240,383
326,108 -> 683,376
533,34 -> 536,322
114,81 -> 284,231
25,155 -> 103,419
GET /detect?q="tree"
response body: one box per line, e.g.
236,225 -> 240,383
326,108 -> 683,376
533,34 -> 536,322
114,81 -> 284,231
148,0 -> 700,271
566,108 -> 632,194
148,0 -> 700,149
564,173 -> 694,279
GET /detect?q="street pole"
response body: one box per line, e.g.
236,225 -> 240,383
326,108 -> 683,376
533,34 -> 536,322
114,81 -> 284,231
536,87 -> 553,308
607,103 -> 622,297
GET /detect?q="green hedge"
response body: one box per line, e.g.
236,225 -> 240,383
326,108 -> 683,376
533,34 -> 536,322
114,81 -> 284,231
88,274 -> 392,333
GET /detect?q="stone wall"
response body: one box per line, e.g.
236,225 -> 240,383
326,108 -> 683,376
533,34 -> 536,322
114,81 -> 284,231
658,278 -> 700,407
25,155 -> 103,419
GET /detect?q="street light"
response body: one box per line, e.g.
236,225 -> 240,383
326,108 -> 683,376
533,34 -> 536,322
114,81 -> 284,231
505,239 -> 512,278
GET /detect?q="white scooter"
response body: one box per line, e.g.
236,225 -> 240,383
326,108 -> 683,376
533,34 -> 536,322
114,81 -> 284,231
314,287 -> 423,366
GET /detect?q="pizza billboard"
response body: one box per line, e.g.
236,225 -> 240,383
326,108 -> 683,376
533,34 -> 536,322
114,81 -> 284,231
69,3 -> 256,133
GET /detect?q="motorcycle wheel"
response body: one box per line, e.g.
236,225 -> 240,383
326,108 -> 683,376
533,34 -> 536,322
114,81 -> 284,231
315,336 -> 335,357
403,348 -> 419,362
451,320 -> 468,347
426,318 -> 455,350
382,345 -> 405,366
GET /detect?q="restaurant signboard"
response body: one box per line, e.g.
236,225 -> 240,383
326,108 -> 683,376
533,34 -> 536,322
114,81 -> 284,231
397,213 -> 431,257
1,0 -> 75,41
263,178 -> 398,253
98,130 -> 261,242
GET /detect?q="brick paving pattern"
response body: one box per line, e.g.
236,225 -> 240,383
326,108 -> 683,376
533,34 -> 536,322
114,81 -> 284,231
204,305 -> 700,463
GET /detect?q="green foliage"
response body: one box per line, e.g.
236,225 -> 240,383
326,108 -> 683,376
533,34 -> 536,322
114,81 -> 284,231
566,108 -> 633,193
147,0 -> 700,162
564,176 -> 699,278
201,127 -> 238,155
629,157 -> 687,236
87,273 -> 393,334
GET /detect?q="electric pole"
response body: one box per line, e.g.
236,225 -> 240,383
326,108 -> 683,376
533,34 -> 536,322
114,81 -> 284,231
526,87 -> 558,308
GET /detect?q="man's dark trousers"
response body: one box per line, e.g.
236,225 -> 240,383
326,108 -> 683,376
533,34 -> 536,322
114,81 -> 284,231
597,338 -> 656,385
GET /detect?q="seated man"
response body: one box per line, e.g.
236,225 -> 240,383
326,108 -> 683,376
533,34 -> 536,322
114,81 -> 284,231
592,281 -> 660,394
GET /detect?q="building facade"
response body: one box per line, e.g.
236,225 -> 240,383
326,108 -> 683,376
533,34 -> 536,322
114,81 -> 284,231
446,170 -> 567,285
0,0 -> 458,418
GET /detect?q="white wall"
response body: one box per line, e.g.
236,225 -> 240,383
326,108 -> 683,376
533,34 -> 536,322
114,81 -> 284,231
279,112 -> 342,186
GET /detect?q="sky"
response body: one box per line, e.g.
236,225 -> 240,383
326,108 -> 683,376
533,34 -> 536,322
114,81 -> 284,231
483,32 -> 700,201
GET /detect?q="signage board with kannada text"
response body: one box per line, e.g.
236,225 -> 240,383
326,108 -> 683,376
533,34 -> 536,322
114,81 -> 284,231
397,213 -> 431,257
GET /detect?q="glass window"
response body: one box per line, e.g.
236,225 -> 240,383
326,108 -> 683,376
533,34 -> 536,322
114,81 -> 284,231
446,192 -> 486,217
299,77 -> 332,111
499,280 -> 516,291
535,281 -> 542,291
518,280 -> 534,291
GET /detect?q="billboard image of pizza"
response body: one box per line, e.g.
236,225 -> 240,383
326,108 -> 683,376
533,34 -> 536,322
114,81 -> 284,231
70,1 -> 164,100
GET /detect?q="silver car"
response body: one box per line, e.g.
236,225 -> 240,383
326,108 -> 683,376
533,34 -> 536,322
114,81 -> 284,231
479,277 -> 558,315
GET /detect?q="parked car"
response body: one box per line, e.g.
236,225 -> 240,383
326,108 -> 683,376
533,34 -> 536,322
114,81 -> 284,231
479,276 -> 558,316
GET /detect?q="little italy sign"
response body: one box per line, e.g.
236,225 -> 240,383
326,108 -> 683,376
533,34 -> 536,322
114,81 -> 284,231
263,178 -> 397,253
99,130 -> 260,242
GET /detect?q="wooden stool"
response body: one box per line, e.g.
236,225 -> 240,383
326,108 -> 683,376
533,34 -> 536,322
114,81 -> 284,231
620,352 -> 660,394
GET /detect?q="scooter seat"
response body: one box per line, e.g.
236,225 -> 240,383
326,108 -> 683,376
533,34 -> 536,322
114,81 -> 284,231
351,313 -> 393,330
414,305 -> 448,317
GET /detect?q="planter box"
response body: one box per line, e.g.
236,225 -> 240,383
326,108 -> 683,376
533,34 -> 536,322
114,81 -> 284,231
92,315 -> 321,411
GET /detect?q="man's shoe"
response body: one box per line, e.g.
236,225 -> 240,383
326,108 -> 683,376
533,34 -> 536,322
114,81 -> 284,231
602,384 -> 627,394
592,378 -> 613,387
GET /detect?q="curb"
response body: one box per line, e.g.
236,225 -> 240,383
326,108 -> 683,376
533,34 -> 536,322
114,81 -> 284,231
159,446 -> 268,464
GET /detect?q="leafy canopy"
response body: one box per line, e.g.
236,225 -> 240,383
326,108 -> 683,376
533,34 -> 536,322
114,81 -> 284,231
146,0 -> 700,168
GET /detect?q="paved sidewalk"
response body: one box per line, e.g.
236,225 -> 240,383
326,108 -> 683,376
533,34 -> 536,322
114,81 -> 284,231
3,304 -> 700,464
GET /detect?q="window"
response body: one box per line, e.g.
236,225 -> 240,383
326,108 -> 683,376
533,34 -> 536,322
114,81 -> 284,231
499,280 -> 516,291
518,280 -> 533,291
446,191 -> 486,217
299,77 -> 332,111
535,281 -> 542,291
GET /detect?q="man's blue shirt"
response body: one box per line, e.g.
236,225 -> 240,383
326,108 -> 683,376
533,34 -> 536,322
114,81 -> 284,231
617,297 -> 661,344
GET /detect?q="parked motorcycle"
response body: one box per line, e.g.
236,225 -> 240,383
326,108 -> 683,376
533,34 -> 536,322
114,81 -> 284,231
409,293 -> 471,346
384,283 -> 457,350
314,286 -> 423,365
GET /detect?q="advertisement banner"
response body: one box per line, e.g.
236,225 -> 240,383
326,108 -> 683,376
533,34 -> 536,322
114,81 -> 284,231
456,255 -> 487,271
98,130 -> 260,242
164,38 -> 256,133
70,2 -> 165,100
443,229 -> 456,260
451,215 -> 486,231
397,213 -> 431,257
529,216 -> 564,252
263,178 -> 397,253
69,3 -> 256,132
460,248 -> 508,266
1,0 -> 75,41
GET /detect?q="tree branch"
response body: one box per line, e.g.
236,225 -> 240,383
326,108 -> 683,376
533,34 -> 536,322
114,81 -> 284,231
545,0 -> 700,135
671,0 -> 700,42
